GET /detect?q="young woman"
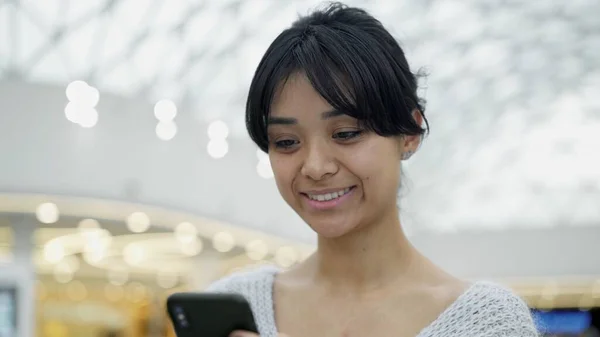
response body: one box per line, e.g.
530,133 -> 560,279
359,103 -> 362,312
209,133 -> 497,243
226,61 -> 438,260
208,3 -> 539,337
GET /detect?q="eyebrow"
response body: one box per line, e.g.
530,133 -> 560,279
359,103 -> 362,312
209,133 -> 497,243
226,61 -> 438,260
268,109 -> 346,125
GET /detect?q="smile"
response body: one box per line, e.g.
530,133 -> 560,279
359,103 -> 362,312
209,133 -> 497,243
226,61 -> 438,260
306,187 -> 353,201
301,186 -> 356,211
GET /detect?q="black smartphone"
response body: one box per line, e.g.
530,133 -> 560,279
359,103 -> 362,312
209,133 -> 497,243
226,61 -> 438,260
166,292 -> 259,337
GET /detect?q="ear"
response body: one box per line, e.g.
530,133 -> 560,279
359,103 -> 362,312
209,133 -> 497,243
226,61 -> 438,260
401,110 -> 424,158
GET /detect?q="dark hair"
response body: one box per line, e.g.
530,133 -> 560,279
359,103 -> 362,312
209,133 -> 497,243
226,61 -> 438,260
246,2 -> 429,152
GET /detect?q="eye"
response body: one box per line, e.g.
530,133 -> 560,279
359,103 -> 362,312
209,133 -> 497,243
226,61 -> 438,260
274,139 -> 299,149
332,130 -> 363,140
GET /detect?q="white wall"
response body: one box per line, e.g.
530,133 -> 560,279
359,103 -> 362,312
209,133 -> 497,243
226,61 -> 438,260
0,80 -> 313,242
412,226 -> 599,279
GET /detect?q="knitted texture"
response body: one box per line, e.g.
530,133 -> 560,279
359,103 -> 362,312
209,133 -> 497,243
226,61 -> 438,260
206,266 -> 539,337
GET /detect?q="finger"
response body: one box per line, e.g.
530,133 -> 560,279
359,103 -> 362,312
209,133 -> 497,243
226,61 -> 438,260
229,330 -> 260,337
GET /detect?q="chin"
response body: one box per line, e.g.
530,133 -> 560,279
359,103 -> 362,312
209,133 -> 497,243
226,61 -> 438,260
306,218 -> 360,239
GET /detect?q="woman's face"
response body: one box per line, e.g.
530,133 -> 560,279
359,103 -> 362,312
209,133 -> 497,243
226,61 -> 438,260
267,73 -> 419,238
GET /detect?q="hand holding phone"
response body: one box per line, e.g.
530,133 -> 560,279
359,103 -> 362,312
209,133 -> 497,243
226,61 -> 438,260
229,331 -> 290,337
166,292 -> 259,337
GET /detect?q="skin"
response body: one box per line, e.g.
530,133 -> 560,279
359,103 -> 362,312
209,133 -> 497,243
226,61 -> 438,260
231,72 -> 468,337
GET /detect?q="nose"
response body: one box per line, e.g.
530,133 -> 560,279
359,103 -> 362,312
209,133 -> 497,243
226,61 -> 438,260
300,141 -> 338,181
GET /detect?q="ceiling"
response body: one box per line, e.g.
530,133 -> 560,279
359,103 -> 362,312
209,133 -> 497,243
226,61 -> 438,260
0,0 -> 599,235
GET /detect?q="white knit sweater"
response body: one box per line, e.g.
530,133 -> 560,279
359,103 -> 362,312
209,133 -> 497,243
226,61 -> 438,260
206,266 -> 539,337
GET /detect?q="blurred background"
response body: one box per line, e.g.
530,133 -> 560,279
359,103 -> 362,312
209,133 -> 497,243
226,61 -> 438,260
0,0 -> 599,336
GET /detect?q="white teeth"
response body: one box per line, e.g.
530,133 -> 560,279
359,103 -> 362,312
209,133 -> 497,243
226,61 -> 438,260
308,187 -> 351,201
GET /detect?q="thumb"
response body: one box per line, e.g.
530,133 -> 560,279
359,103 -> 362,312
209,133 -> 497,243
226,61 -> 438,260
229,331 -> 259,337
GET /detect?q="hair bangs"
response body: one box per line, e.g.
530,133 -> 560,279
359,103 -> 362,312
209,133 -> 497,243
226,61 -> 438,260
292,25 -> 389,133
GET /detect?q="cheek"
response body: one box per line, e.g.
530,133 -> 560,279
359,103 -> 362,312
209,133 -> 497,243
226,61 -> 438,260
270,157 -> 297,197
349,142 -> 401,193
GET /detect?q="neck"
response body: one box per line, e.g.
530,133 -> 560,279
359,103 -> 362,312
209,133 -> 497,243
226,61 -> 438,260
308,209 -> 422,293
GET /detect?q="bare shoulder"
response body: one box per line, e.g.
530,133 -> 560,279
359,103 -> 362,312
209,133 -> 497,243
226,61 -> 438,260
438,277 -> 472,301
205,265 -> 279,293
272,260 -> 316,289
419,273 -> 472,309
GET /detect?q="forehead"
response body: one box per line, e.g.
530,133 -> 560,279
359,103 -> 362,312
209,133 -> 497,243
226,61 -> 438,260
270,72 -> 333,117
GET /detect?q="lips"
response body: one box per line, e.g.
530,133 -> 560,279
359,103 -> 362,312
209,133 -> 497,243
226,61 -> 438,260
305,187 -> 353,202
301,186 -> 357,201
300,186 -> 357,211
